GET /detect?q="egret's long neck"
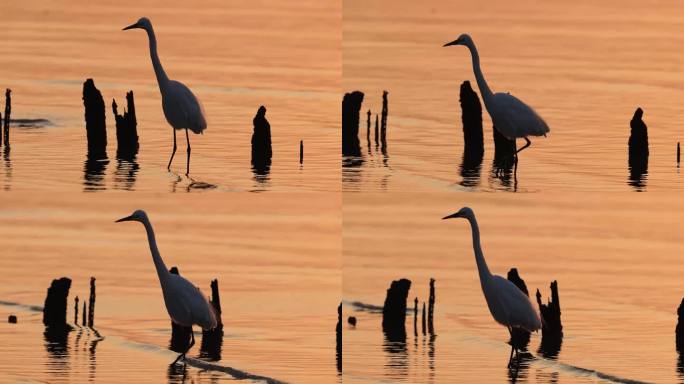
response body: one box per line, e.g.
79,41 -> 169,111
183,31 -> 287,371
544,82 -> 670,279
141,217 -> 169,282
144,26 -> 169,89
465,40 -> 494,105
465,214 -> 492,284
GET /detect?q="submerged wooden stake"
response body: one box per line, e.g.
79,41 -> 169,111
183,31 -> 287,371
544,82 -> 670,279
421,302 -> 426,335
300,140 -> 303,164
413,297 -> 418,336
82,301 -> 86,326
678,142 -> 680,165
427,278 -> 435,335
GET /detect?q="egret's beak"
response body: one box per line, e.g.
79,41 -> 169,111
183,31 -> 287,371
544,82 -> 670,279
442,212 -> 463,220
122,22 -> 139,31
115,214 -> 134,223
443,39 -> 461,47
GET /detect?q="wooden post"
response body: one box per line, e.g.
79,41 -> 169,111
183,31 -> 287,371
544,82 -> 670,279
87,277 -> 96,327
366,109 -> 371,148
421,302 -> 426,335
380,91 -> 388,149
3,89 -> 11,148
251,106 -> 272,175
341,91 -> 364,156
677,142 -> 680,166
82,301 -> 86,326
83,79 -> 107,158
74,296 -> 79,325
427,278 -> 435,334
299,140 -> 303,164
43,277 -> 71,328
382,278 -> 411,340
374,114 -> 379,147
113,91 -> 139,159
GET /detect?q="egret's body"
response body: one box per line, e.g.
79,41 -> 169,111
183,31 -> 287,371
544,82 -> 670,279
443,207 -> 541,364
116,210 -> 217,363
124,17 -> 206,176
444,34 -> 549,171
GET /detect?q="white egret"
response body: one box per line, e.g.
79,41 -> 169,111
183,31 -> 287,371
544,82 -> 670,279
116,209 -> 217,364
442,207 -> 541,365
444,34 -> 549,172
123,17 -> 207,176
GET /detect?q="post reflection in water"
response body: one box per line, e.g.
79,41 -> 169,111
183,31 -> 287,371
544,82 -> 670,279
382,330 -> 436,381
114,155 -> 140,191
3,146 -> 11,191
44,325 -> 104,380
83,154 -> 109,192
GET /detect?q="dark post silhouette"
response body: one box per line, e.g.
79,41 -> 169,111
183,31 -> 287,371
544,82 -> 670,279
413,297 -> 418,336
82,301 -> 86,326
74,296 -> 79,326
677,298 -> 684,352
336,302 -> 342,374
0,111 -> 2,147
87,277 -> 96,327
536,281 -> 563,337
366,109 -> 371,148
3,89 -> 11,148
299,140 -> 303,164
382,278 -> 411,340
628,107 -> 649,187
83,79 -> 107,158
113,91 -> 139,159
421,302 -> 426,335
507,268 -> 531,350
43,277 -> 72,328
459,81 -> 484,183
8,315 -> 17,323
169,267 -> 192,352
380,91 -> 388,149
251,106 -> 272,174
374,114 -> 379,148
342,91 -> 364,156
427,278 -> 435,335
678,142 -> 681,166
200,278 -> 224,360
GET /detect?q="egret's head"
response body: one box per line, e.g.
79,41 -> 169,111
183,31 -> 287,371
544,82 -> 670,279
123,17 -> 152,32
115,209 -> 148,223
442,206 -> 474,220
443,34 -> 472,48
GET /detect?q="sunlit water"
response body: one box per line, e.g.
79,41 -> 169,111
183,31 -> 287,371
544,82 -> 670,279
343,192 -> 684,383
1,0 -> 339,193
0,193 -> 341,383
342,0 -> 684,192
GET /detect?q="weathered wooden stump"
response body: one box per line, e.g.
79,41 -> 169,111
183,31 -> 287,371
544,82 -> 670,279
251,105 -> 272,175
382,278 -> 411,340
676,298 -> 684,352
536,280 -> 563,357
459,81 -> 484,183
113,91 -> 139,159
200,279 -> 224,360
628,107 -> 649,187
342,91 -> 364,157
43,277 -> 72,329
83,79 -> 107,159
336,302 -> 342,374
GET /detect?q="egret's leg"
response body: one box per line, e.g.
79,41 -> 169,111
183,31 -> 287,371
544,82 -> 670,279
167,129 -> 177,171
515,137 -> 532,155
185,128 -> 191,176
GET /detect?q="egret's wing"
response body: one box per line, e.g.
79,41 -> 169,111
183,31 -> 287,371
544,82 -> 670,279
488,275 -> 541,332
491,93 -> 549,139
166,275 -> 217,329
162,80 -> 207,134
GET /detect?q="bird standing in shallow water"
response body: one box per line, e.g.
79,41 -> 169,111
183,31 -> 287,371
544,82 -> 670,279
123,17 -> 207,176
444,34 -> 549,175
116,210 -> 217,364
443,207 -> 541,366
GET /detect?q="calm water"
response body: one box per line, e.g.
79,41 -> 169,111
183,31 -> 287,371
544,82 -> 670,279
2,0 -> 339,192
343,0 -> 684,192
0,193 -> 341,383
343,192 -> 684,383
